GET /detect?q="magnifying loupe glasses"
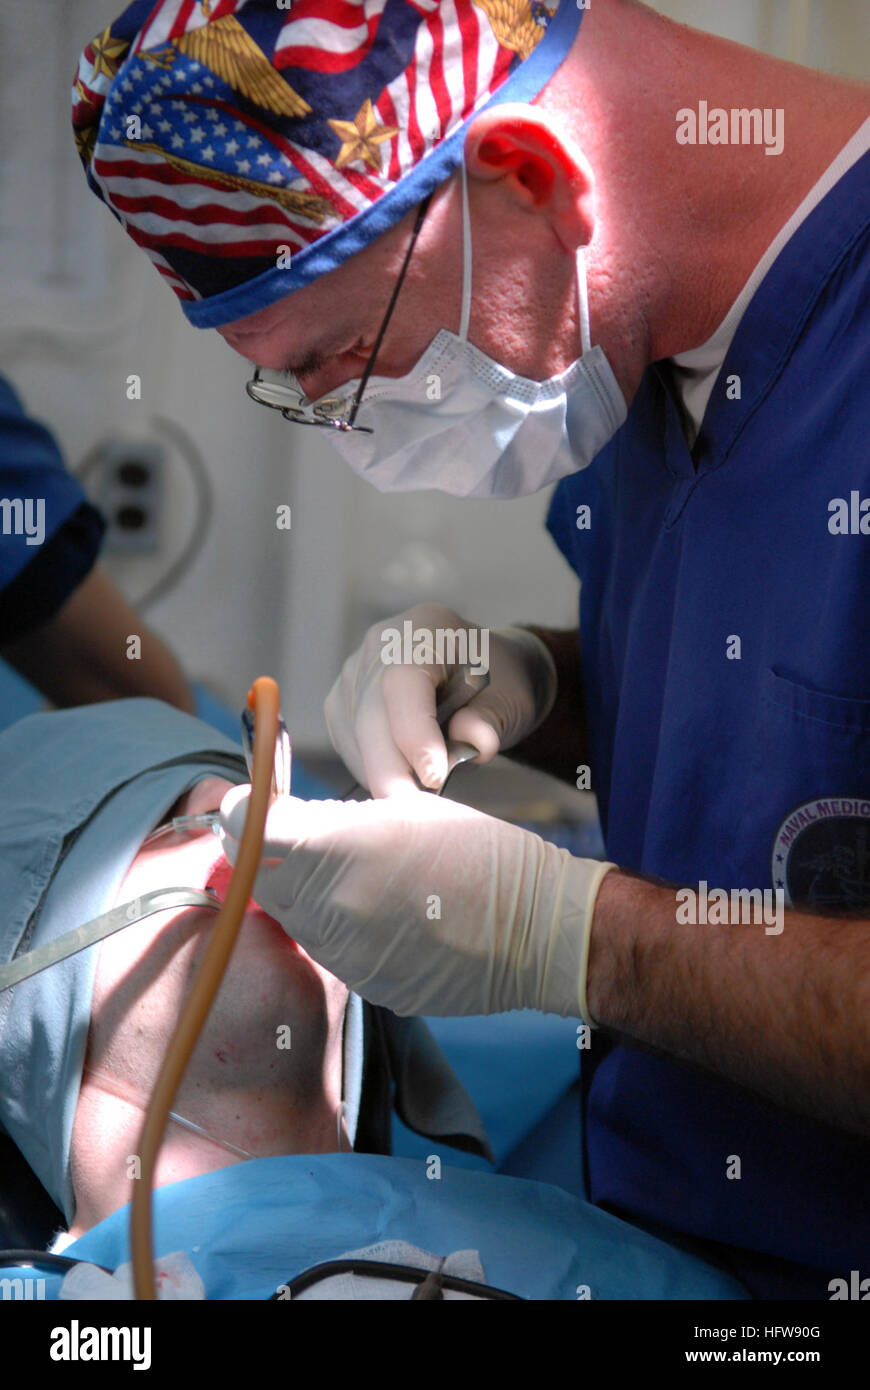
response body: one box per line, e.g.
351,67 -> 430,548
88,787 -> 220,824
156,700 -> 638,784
245,191 -> 433,433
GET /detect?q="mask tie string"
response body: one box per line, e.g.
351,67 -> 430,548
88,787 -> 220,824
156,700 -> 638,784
336,1101 -> 348,1152
459,156 -> 472,342
462,150 -> 591,358
577,246 -> 592,355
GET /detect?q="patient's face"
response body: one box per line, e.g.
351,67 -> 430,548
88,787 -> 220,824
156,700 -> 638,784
69,776 -> 350,1236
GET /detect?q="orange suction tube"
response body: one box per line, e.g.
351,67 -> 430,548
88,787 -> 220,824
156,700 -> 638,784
131,677 -> 280,1299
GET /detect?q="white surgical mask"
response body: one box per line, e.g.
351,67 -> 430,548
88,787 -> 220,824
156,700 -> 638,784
305,161 -> 627,499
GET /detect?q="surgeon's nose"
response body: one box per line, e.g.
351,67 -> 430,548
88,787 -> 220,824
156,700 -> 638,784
296,354 -> 365,404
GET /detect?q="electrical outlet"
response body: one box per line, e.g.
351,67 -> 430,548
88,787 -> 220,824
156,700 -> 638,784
92,439 -> 164,552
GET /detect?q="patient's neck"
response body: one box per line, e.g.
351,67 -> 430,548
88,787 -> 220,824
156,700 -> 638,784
67,1070 -> 351,1241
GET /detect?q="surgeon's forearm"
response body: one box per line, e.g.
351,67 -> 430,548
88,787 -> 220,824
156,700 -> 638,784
586,869 -> 870,1137
504,626 -> 589,785
0,564 -> 195,711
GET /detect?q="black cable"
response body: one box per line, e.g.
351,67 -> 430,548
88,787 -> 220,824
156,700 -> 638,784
269,1257 -> 522,1299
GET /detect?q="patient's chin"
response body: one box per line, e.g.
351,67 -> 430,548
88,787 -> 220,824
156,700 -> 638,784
185,907 -> 346,1093
233,908 -> 334,996
205,860 -> 335,986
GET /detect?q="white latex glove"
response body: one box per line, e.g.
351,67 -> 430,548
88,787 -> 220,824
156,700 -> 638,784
324,602 -> 558,796
220,786 -> 615,1022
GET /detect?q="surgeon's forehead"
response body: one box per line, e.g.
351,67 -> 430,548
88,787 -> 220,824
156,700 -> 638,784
218,198 -> 422,360
221,291 -> 320,341
219,292 -> 354,371
222,224 -> 387,339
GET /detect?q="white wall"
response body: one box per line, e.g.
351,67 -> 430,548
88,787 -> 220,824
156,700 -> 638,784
1,0 -> 866,748
0,0 -> 342,725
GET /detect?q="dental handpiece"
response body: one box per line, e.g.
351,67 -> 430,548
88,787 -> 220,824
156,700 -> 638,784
342,664 -> 490,800
241,706 -> 292,799
142,710 -> 292,848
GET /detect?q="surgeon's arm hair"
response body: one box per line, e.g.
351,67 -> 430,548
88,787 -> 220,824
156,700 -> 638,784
503,627 -> 589,785
588,869 -> 870,1138
0,563 -> 194,711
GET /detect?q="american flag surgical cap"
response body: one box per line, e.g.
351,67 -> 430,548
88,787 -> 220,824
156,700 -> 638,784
72,0 -> 584,328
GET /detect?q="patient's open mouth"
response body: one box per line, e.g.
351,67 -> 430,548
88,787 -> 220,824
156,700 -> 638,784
204,858 -> 299,952
204,856 -> 255,907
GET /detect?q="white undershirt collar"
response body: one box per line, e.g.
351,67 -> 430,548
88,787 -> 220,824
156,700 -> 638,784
669,115 -> 870,445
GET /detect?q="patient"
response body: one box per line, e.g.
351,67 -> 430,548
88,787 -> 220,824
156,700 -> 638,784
0,700 -> 748,1300
68,773 -> 351,1241
0,697 -> 489,1256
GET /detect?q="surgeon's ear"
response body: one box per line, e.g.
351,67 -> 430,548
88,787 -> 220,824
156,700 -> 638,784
464,104 -> 595,253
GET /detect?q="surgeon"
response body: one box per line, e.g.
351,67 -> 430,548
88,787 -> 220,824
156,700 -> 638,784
73,0 -> 870,1297
0,700 -> 746,1300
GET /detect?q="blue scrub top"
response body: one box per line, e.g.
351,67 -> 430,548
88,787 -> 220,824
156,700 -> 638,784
0,377 -> 105,644
547,149 -> 870,1299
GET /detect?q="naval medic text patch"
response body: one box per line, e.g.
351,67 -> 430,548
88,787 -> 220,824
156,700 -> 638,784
772,797 -> 870,911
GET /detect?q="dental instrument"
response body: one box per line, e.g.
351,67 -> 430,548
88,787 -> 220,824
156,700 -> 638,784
342,664 -> 490,799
